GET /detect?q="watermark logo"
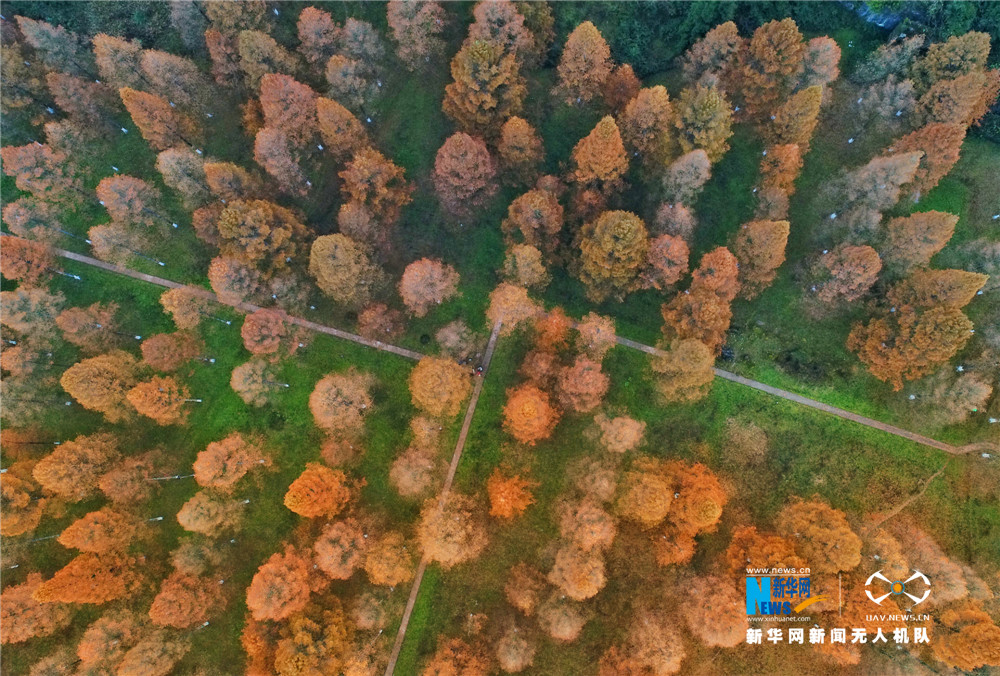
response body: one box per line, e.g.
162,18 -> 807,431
745,569 -> 826,616
864,570 -> 930,606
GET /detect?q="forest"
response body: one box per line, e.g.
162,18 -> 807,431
1,1 -> 999,674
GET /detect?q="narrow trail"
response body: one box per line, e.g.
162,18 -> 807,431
383,320 -> 503,676
53,247 -> 993,456
864,462 -> 950,534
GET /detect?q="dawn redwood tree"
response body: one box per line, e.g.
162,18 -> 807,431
117,633 -> 191,676
325,54 -> 374,113
882,211 -> 959,272
0,574 -> 72,645
176,490 -> 244,536
548,545 -> 606,601
498,116 -> 545,184
910,31 -> 992,92
218,199 -> 305,275
838,151 -> 923,218
666,461 -> 727,535
254,127 -> 308,196
417,492 -> 489,568
661,288 -> 733,355
578,210 -> 649,302
443,38 -> 525,138
469,0 -> 532,57
555,358 -> 609,413
673,82 -> 734,163
931,602 -> 1000,671
208,256 -> 262,305
848,305 -> 974,390
284,463 -> 353,518
316,97 -> 367,160
127,375 -> 191,425
691,246 -> 741,303
681,21 -> 743,86
237,30 -> 299,91
309,234 -> 385,307
434,132 -> 499,218
241,308 -> 291,356
156,147 -> 210,208
2,197 -> 64,243
45,72 -> 115,130
231,358 -> 279,407
799,36 -> 841,89
0,287 -> 64,341
641,234 -> 690,291
96,175 -> 166,229
661,149 -> 712,206
487,469 -> 536,519
618,86 -> 675,168
313,518 -> 366,579
119,87 -> 198,150
34,553 -> 137,604
0,143 -> 81,203
766,85 -> 823,150
204,162 -> 262,201
296,6 -> 340,66
496,627 -> 536,673
409,357 -> 472,418
537,594 -> 587,642
501,189 -> 563,253
422,638 -> 490,676
247,546 -> 313,621
760,143 -> 803,194
193,432 -> 268,492
594,412 -> 644,453
560,498 -> 616,551
918,70 -> 1000,127
533,307 -> 573,352
58,507 -> 136,553
503,383 -> 560,444
514,0 -> 555,66
602,64 -> 641,111
735,18 -> 806,119
650,338 -> 715,403
32,432 -> 119,501
149,572 -> 225,629
570,116 -> 628,195
16,16 -> 91,75
730,219 -> 790,298
259,73 -> 318,146
399,258 -> 460,316
616,460 -> 672,528
487,282 -> 543,335
93,33 -> 146,90
140,49 -> 212,110
0,472 -> 45,537
339,147 -> 412,225
160,286 -> 214,330
0,236 -> 53,287
503,243 -> 550,288
309,369 -> 374,436
887,269 -> 988,310
61,351 -> 139,421
363,531 -> 415,586
812,244 -> 883,303
386,0 -> 446,70
75,611 -> 142,671
777,498 -> 862,574
554,21 -> 612,105
892,123 -> 967,199
357,302 -> 405,341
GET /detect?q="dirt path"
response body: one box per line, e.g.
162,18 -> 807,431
54,246 -> 990,457
382,320 -> 503,676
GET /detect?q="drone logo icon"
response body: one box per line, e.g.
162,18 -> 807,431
865,570 -> 931,606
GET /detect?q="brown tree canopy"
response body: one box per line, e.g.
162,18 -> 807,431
812,244 -> 883,303
60,351 -> 139,422
149,571 -> 225,629
616,459 -> 673,529
117,632 -> 191,676
231,358 -> 280,407
120,87 -> 198,150
776,498 -> 862,574
58,507 -> 136,554
193,432 -> 268,492
409,356 -> 472,418
578,210 -> 649,302
176,490 -> 244,536
357,302 -> 405,341
487,469 -> 536,519
548,545 -> 606,601
735,18 -> 806,118
560,498 -> 617,551
363,531 -> 415,587
247,547 -> 313,621
3,197 -> 64,244
681,21 -> 743,86
883,210 -> 959,272
503,383 -> 560,444
259,73 -> 318,146
296,6 -> 340,65
313,518 -> 366,580
570,116 -> 628,194
284,463 -> 353,518
501,188 -> 563,253
691,246 -> 741,302
760,143 -> 803,194
682,577 -> 748,648
75,611 -> 142,672
417,492 -> 489,568
443,38 -> 526,137
254,126 -> 308,196
848,304 -> 974,390
765,85 -> 823,150
217,199 -> 305,275
498,116 -> 544,184
397,256 -> 463,316
662,149 -> 712,205
204,161 -> 262,201
487,283 -> 542,335
309,233 -> 385,307
0,236 -> 54,287
556,357 -> 609,413
422,637 -> 490,676
641,234 -> 690,291
555,21 -> 612,104
433,132 -> 499,217
156,147 -> 210,208
666,460 -> 727,535
339,147 -> 413,225
160,286 -> 214,330
34,553 -> 137,605
309,369 -> 375,436
208,256 -> 263,306
316,96 -> 367,160
650,338 -> 716,403
888,269 -> 988,311
892,123 -> 967,199
603,63 -> 641,111
99,451 -> 161,505
619,85 -> 675,168
0,573 -> 72,645
673,83 -> 734,163
0,143 -> 80,203
241,308 -> 291,357
0,470 -> 45,537
537,593 -> 588,642
503,243 -> 551,289
127,375 -> 191,425
730,219 -> 790,298
387,1 -> 446,71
